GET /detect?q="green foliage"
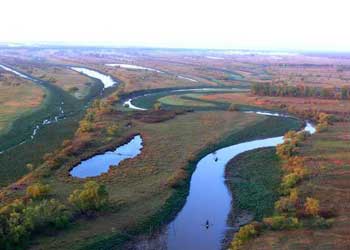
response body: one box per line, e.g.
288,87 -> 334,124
227,148 -> 282,220
263,215 -> 301,230
275,188 -> 298,213
78,119 -> 94,133
0,199 -> 70,250
26,183 -> 50,199
280,173 -> 301,195
308,216 -> 333,229
229,224 -> 258,250
69,181 -> 109,214
251,82 -> 340,100
106,124 -> 119,136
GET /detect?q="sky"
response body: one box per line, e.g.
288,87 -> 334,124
1,0 -> 350,51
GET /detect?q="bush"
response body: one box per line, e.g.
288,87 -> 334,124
69,181 -> 109,214
106,124 -> 119,136
309,216 -> 333,229
0,199 -> 70,250
275,188 -> 298,213
304,197 -> 320,216
280,173 -> 301,194
229,224 -> 258,250
263,215 -> 301,230
26,183 -> 50,199
276,141 -> 297,160
316,122 -> 328,133
154,102 -> 162,111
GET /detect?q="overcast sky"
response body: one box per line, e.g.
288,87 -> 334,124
1,0 -> 350,51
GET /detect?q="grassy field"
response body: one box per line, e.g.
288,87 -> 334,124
0,110 -> 265,250
240,122 -> 350,250
226,148 -> 282,221
0,71 -> 44,135
20,65 -> 93,99
0,64 -> 103,187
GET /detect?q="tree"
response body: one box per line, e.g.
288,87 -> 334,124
304,197 -> 320,216
68,181 -> 109,213
341,86 -> 349,99
106,124 -> 119,136
154,102 -> 162,111
26,183 -> 50,199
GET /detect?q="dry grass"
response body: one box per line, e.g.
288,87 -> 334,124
0,72 -> 44,134
0,110 -> 263,250
243,122 -> 350,250
16,65 -> 92,99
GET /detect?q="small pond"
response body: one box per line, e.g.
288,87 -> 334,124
70,135 -> 143,178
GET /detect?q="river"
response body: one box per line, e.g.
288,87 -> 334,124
123,92 -> 315,250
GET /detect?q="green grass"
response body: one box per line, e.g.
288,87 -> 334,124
76,115 -> 302,250
226,148 -> 282,220
0,76 -> 103,187
130,88 -> 248,110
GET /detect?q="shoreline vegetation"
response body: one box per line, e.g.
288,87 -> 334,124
227,113 -> 337,250
78,115 -> 302,250
2,48 -> 349,250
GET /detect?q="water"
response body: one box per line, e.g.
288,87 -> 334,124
106,63 -> 164,73
124,99 -> 147,111
130,110 -> 315,250
177,76 -> 198,82
164,118 -> 315,250
71,67 -> 117,88
70,135 -> 143,178
123,88 -> 247,110
0,64 -> 65,153
0,64 -> 32,80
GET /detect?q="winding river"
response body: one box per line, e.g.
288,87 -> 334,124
71,67 -> 117,88
0,64 -> 117,153
124,93 -> 315,250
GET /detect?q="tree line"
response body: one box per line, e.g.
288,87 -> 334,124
251,82 -> 350,100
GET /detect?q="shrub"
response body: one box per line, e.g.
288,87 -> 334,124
280,173 -> 301,194
229,224 -> 258,250
309,216 -> 333,229
276,141 -> 297,160
26,183 -> 50,199
68,181 -> 109,214
275,188 -> 298,213
154,102 -> 162,111
78,120 -> 94,133
304,197 -> 320,216
106,124 -> 119,136
316,122 -> 328,133
263,215 -> 301,230
0,199 -> 70,250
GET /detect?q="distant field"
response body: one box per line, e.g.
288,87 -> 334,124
158,94 -> 216,107
16,64 -> 93,99
0,71 -> 44,135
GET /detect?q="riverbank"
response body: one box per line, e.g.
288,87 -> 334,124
0,66 -> 103,187
14,111 -> 261,250
224,148 -> 281,248
76,114 -> 302,250
242,121 -> 350,250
